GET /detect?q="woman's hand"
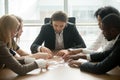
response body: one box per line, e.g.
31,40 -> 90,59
35,59 -> 49,70
39,52 -> 53,59
32,52 -> 53,59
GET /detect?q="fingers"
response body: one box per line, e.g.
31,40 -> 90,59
56,50 -> 70,57
45,49 -> 52,54
68,60 -> 80,68
37,52 -> 52,59
41,47 -> 53,54
67,59 -> 73,63
63,54 -> 70,62
69,63 -> 79,68
62,53 -> 68,59
56,51 -> 65,56
64,55 -> 77,62
47,53 -> 53,59
63,54 -> 77,62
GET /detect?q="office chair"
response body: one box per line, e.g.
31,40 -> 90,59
44,17 -> 76,24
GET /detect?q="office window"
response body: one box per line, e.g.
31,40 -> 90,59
6,0 -> 120,23
8,0 -> 64,23
4,0 -> 120,52
0,0 -> 4,16
68,0 -> 120,23
67,0 -> 120,48
8,0 -> 120,24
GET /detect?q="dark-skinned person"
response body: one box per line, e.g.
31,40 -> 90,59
67,13 -> 120,74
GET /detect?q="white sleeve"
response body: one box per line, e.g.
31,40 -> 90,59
37,46 -> 42,52
35,59 -> 47,68
102,40 -> 115,51
88,32 -> 103,50
82,48 -> 95,54
86,54 -> 91,61
24,57 -> 35,64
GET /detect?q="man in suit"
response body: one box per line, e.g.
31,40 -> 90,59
30,11 -> 86,57
67,13 -> 120,74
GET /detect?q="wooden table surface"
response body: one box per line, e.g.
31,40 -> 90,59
0,57 -> 120,80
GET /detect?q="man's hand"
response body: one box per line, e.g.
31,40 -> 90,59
68,60 -> 82,68
56,50 -> 70,57
40,46 -> 53,54
63,53 -> 87,62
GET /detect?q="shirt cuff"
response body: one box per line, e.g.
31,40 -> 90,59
82,48 -> 94,54
24,57 -> 35,64
86,54 -> 91,61
35,59 -> 47,68
37,46 -> 42,52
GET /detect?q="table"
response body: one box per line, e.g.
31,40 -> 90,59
0,57 -> 120,80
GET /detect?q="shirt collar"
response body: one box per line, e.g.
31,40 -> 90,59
111,33 -> 120,45
114,33 -> 120,41
55,31 -> 63,35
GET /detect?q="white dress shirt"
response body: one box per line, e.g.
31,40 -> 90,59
37,31 -> 64,51
84,33 -> 120,60
55,31 -> 64,50
82,32 -> 108,54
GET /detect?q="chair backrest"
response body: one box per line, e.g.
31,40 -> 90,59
44,17 -> 76,24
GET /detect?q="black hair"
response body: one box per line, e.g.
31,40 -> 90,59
102,13 -> 120,29
94,7 -> 104,18
98,6 -> 120,20
94,6 -> 120,20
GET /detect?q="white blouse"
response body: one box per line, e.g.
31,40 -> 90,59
83,32 -> 118,54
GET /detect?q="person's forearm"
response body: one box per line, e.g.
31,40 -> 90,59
17,49 -> 29,56
69,53 -> 87,60
68,48 -> 83,55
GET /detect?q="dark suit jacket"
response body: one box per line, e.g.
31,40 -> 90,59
80,35 -> 120,74
31,22 -> 86,53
